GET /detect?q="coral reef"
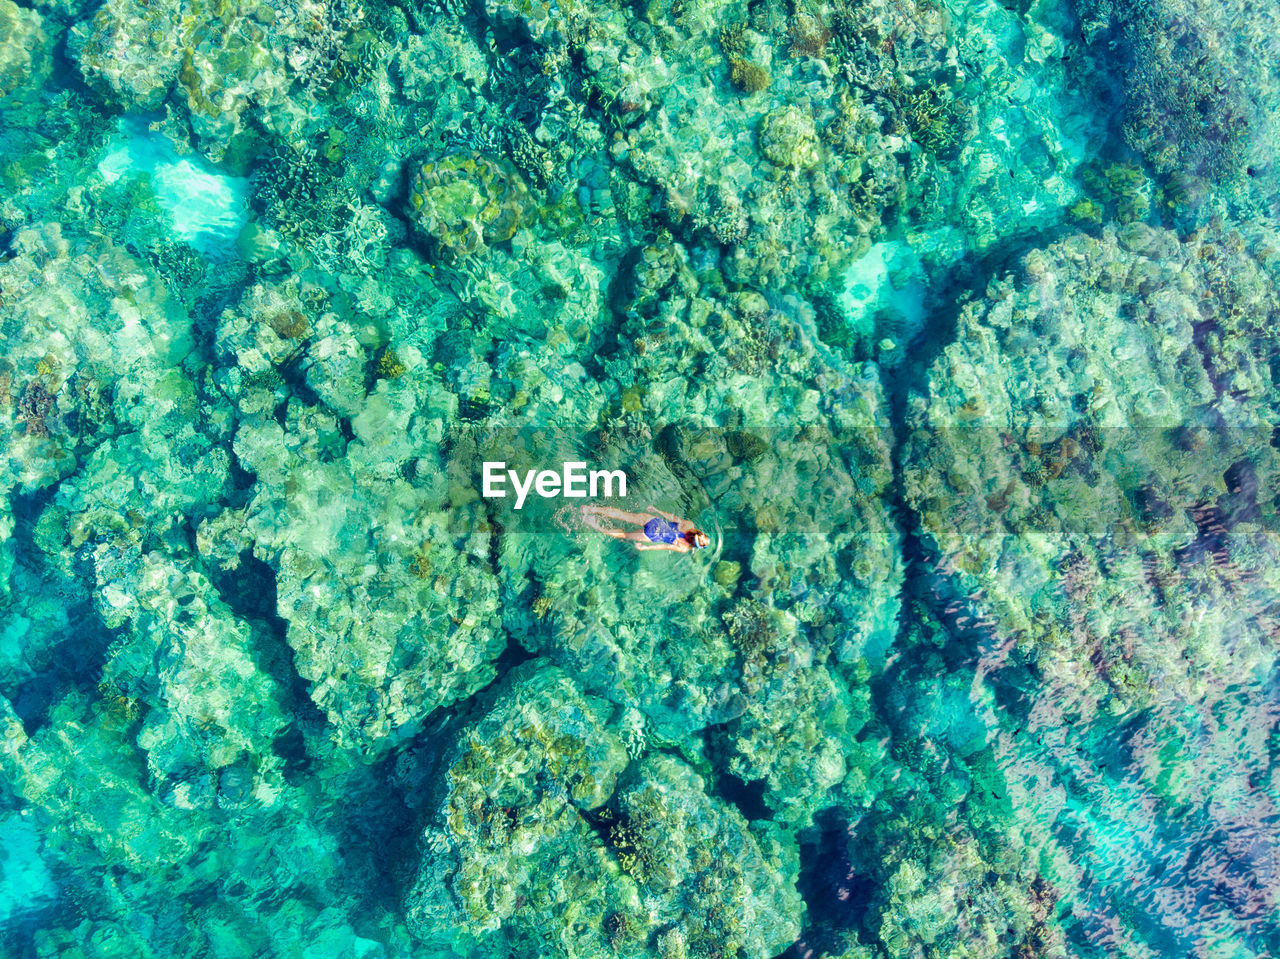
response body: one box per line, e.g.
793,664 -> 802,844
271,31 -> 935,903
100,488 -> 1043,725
406,662 -> 800,958
607,753 -> 801,957
408,152 -> 531,257
70,0 -> 184,109
405,660 -> 630,957
905,222 -> 1280,717
0,0 -> 49,103
69,0 -> 379,161
213,276 -> 507,753
901,221 -> 1280,954
1072,0 -> 1280,211
3,0 -> 1280,956
0,222 -> 193,504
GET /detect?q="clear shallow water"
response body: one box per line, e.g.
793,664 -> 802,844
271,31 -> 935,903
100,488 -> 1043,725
2,0 -> 1279,956
97,116 -> 250,257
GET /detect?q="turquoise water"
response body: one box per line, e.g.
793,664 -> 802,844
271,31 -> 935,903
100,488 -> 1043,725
97,117 -> 250,257
2,0 -> 1280,956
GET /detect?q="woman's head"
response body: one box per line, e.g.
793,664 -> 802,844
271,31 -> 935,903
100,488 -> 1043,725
685,529 -> 710,549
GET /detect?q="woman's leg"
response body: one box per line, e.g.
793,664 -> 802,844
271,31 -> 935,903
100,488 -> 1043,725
582,505 -> 654,526
582,511 -> 629,539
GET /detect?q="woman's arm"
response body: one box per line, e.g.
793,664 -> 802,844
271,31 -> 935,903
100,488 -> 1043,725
645,504 -> 684,525
648,504 -> 700,533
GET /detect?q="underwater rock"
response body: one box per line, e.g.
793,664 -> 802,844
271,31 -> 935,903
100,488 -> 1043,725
405,660 -> 629,957
395,17 -> 489,104
1072,0 -> 1280,207
0,222 -> 237,775
70,0 -> 184,109
92,551 -> 291,794
239,451 -> 504,752
715,648 -> 870,825
759,105 -> 821,171
407,152 -> 531,257
900,222 -> 1280,958
222,292 -> 505,751
905,222 -> 1280,717
0,0 -> 48,102
175,0 -> 369,159
210,269 -> 501,756
0,688 -> 213,874
177,0 -> 288,156
610,753 -> 802,958
0,657 -> 408,956
0,222 -> 195,507
407,663 -> 799,958
857,807 -> 1065,959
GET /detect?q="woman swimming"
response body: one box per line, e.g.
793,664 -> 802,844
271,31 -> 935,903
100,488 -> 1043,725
581,504 -> 711,553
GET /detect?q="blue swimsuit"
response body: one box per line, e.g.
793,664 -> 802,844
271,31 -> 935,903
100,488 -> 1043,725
643,517 -> 681,544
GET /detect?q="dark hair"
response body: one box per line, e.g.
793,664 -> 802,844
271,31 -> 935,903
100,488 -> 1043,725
685,529 -> 709,548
